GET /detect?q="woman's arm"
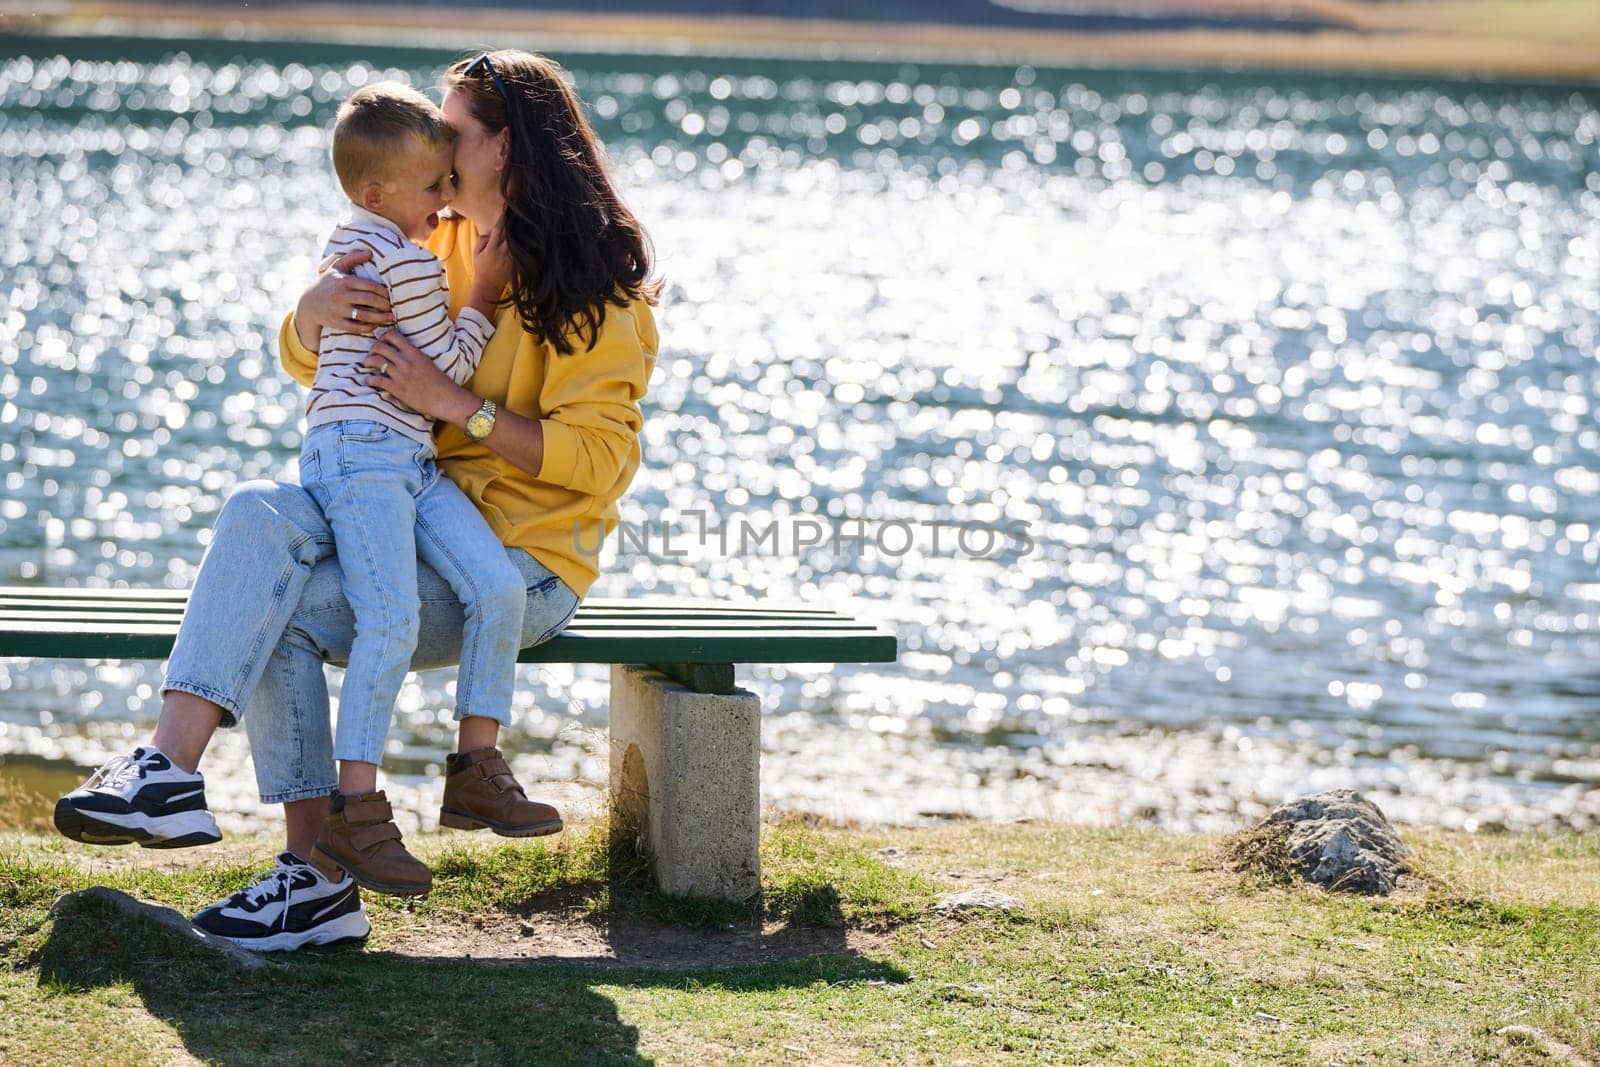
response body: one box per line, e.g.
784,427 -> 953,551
363,332 -> 546,476
277,251 -> 393,384
365,304 -> 651,487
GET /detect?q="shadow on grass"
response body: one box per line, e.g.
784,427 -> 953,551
32,837 -> 909,1066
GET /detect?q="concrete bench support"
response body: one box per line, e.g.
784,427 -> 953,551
608,664 -> 761,901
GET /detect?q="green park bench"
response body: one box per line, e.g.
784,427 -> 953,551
0,585 -> 897,901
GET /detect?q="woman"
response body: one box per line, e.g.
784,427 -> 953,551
53,50 -> 660,951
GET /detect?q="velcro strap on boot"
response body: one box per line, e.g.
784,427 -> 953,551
477,757 -> 513,780
350,822 -> 403,851
345,795 -> 395,825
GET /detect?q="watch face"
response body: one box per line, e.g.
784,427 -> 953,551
466,413 -> 492,439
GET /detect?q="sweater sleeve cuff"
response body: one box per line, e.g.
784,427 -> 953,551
537,418 -> 580,487
278,312 -> 317,386
457,306 -> 494,337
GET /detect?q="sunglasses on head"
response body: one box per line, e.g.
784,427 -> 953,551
464,52 -> 511,103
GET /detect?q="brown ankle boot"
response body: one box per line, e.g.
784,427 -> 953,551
314,790 -> 432,896
439,748 -> 563,838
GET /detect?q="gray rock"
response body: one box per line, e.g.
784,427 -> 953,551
49,887 -> 284,971
931,888 -> 1024,916
1233,789 -> 1410,895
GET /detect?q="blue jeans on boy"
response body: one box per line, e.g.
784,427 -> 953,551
298,420 -> 525,766
160,472 -> 579,803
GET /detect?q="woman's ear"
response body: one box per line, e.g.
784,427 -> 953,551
494,128 -> 509,172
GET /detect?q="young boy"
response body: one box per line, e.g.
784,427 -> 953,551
296,82 -> 523,896
54,82 -> 540,943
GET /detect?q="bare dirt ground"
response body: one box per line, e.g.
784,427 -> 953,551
374,908 -> 897,968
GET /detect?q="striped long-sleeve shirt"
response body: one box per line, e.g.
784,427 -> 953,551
306,206 -> 494,446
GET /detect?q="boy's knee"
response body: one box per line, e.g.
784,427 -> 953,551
368,594 -> 422,651
482,571 -> 527,624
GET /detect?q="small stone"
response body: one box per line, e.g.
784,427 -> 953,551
919,937 -> 937,949
931,888 -> 1023,916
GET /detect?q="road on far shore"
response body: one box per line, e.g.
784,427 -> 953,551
2,0 -> 1599,80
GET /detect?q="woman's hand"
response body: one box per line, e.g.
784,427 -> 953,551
363,329 -> 481,427
464,222 -> 512,319
296,250 -> 393,342
474,222 -> 512,296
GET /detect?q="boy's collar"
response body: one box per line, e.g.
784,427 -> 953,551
345,203 -> 408,240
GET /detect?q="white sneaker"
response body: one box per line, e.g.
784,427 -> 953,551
53,745 -> 223,848
191,852 -> 370,952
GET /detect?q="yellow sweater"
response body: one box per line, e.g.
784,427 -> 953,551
279,214 -> 658,598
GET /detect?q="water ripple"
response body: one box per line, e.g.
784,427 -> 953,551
2,37 -> 1597,831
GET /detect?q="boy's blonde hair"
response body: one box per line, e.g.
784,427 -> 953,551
331,82 -> 452,199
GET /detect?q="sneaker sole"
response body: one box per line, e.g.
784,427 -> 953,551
438,807 -> 564,838
54,801 -> 222,849
204,910 -> 372,953
312,844 -> 432,897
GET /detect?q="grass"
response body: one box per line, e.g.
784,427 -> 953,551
1,817 -> 1596,1065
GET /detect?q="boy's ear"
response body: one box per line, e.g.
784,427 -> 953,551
359,181 -> 385,212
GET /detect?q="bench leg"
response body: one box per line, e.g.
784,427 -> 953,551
608,664 -> 761,901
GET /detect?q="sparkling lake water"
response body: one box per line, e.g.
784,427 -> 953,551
2,33 -> 1598,833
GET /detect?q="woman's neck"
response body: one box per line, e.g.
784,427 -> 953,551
463,195 -> 505,232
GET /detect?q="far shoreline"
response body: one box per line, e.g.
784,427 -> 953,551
2,1 -> 1599,83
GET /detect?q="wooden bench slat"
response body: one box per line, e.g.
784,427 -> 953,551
0,607 -> 852,631
0,594 -> 844,622
560,627 -> 883,633
0,611 -> 879,634
0,619 -> 886,641
0,588 -> 190,602
0,584 -> 899,665
579,604 -> 837,617
0,626 -> 896,664
0,610 -> 188,624
0,587 -> 836,614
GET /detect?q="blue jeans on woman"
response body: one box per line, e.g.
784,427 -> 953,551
160,474 -> 581,804
298,420 -> 525,767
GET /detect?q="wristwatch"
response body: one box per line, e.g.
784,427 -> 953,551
463,399 -> 497,442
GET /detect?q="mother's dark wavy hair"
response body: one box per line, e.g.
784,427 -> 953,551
445,50 -> 660,356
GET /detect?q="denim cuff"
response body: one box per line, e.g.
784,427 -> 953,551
260,783 -> 338,806
160,681 -> 242,729
453,704 -> 513,727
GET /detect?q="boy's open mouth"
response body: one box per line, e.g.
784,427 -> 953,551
425,212 -> 440,231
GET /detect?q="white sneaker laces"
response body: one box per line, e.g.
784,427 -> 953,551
236,861 -> 300,928
86,754 -> 146,792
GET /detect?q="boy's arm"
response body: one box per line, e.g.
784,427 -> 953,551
371,246 -> 495,385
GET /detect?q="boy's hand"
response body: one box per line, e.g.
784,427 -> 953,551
300,249 -> 392,335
